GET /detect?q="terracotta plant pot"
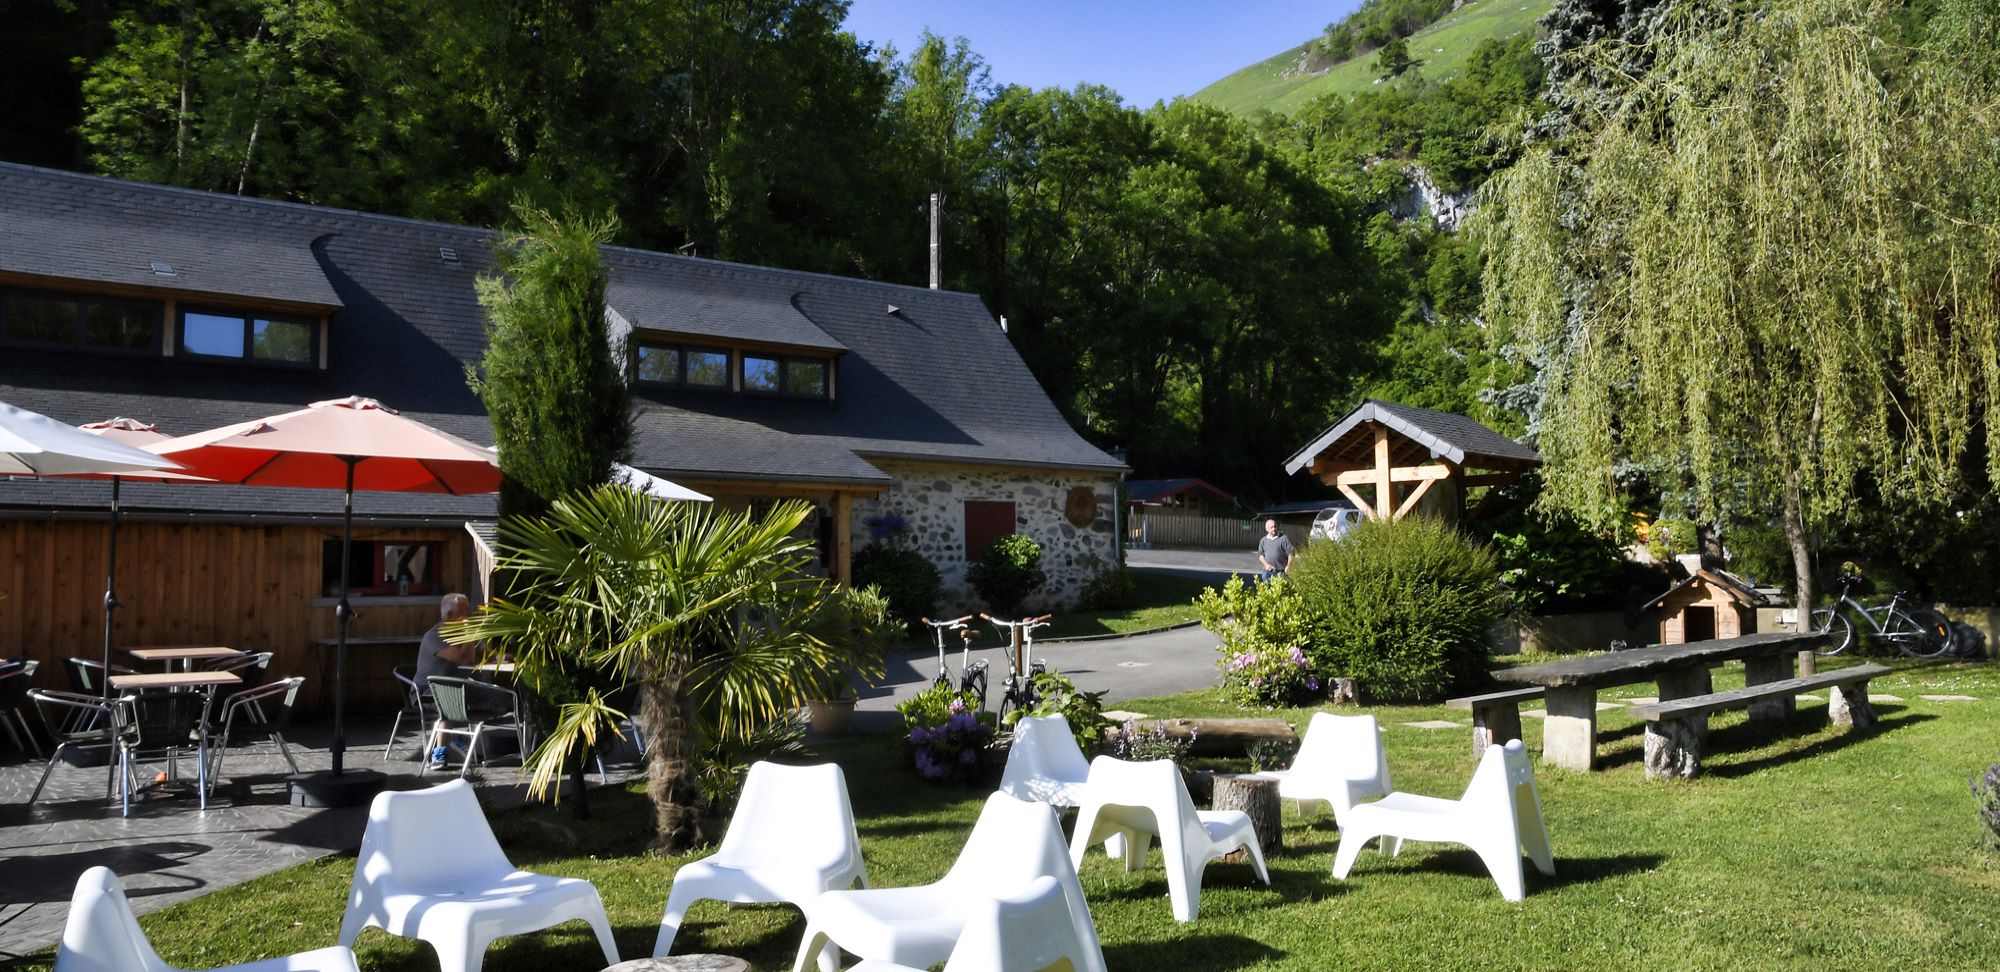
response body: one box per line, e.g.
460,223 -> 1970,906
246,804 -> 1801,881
808,697 -> 856,735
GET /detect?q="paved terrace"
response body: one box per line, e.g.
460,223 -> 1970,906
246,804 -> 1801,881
0,716 -> 640,961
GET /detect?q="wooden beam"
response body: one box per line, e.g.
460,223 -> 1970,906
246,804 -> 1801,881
1392,476 -> 1437,520
833,491 -> 853,587
1333,463 -> 1453,486
1372,424 -> 1393,519
1336,481 -> 1375,519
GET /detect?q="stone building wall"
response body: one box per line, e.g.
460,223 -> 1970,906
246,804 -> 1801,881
851,459 -> 1120,612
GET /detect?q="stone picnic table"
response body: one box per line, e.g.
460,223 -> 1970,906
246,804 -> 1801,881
1492,631 -> 1824,770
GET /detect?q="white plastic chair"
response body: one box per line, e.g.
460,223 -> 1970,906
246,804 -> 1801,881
1068,755 -> 1270,922
791,792 -> 1106,972
337,779 -> 619,972
56,866 -> 359,972
998,714 -> 1092,807
1256,712 -> 1391,825
1331,738 -> 1555,901
845,875 -> 1093,972
654,762 -> 869,965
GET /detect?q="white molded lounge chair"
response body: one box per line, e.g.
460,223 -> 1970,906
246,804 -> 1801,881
998,714 -> 1093,807
1257,711 -> 1391,825
56,866 -> 359,972
1068,755 -> 1270,922
1331,738 -> 1554,901
337,779 -> 619,972
845,875 -> 1094,972
654,761 -> 869,966
791,792 -> 1106,972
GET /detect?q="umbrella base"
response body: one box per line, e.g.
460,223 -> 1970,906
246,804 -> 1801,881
288,769 -> 387,808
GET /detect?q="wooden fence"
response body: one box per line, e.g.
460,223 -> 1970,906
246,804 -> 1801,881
1131,508 -> 1308,550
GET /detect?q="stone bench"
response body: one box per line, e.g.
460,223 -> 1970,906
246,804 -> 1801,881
1625,663 -> 1891,780
1446,686 -> 1547,757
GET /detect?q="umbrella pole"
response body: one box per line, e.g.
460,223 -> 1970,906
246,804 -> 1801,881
101,476 -> 120,704
332,458 -> 357,776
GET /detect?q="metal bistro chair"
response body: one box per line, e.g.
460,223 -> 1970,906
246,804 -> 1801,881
114,689 -> 216,816
1,659 -> 44,757
204,651 -> 275,724
27,689 -> 123,805
61,658 -> 134,732
426,676 -> 521,778
205,676 -> 305,797
385,664 -> 434,760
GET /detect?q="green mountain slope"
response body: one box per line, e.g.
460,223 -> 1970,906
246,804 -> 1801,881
1194,0 -> 1552,116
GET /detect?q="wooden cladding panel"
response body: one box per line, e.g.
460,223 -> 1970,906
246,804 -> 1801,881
0,521 -> 466,713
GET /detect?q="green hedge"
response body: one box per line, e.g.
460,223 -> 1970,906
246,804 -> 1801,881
1289,516 -> 1511,702
852,545 -> 941,636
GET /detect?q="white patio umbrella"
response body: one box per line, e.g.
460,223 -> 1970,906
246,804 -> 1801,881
0,401 -> 182,476
610,462 -> 711,502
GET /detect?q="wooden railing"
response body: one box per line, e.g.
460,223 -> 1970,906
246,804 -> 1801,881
1131,508 -> 1308,550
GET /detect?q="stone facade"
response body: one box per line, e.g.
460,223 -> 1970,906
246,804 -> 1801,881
851,459 -> 1120,612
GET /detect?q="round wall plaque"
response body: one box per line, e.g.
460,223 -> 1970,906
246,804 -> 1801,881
1064,486 -> 1098,528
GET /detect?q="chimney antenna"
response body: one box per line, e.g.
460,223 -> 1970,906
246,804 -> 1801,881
928,192 -> 943,289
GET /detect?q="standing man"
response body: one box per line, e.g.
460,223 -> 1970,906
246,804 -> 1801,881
417,593 -> 481,768
1257,518 -> 1295,583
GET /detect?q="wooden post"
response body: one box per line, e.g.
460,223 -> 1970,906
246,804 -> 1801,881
831,491 -> 853,587
1212,773 -> 1282,858
1372,423 -> 1393,519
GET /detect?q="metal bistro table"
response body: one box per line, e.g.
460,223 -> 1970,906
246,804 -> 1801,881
1493,631 -> 1824,771
126,645 -> 246,671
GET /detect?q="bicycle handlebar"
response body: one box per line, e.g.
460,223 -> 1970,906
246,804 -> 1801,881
979,613 -> 1054,626
921,615 -> 976,627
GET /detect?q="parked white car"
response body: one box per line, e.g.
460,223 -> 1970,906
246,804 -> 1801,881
1310,506 -> 1364,542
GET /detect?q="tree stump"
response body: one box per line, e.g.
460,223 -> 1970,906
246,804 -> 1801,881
1328,678 -> 1359,706
1642,717 -> 1704,780
602,956 -> 750,972
1211,773 -> 1281,858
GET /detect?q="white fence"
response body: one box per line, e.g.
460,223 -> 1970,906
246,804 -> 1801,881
1131,508 -> 1308,550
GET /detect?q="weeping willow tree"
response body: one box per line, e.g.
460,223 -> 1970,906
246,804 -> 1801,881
1481,0 -> 2000,629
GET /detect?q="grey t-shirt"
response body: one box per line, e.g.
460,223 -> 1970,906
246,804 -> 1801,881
415,623 -> 467,685
1257,533 -> 1295,571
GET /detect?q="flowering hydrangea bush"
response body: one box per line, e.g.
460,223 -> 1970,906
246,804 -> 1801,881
1198,574 -> 1325,707
895,684 -> 995,783
1220,643 -> 1322,708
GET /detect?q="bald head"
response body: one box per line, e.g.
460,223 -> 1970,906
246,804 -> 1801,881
439,593 -> 471,622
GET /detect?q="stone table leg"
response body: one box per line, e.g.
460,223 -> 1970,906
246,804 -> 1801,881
1742,653 -> 1796,722
1645,666 -> 1713,781
1541,685 -> 1599,771
1471,703 -> 1523,758
1829,681 -> 1875,728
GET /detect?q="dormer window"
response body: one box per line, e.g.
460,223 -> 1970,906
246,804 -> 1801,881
178,306 -> 318,367
0,287 -> 161,354
633,337 -> 832,400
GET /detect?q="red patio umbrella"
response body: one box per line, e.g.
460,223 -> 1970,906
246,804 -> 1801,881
72,419 -> 209,704
151,397 -> 500,806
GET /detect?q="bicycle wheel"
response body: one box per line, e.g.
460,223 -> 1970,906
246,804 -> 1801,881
961,666 -> 989,712
1811,608 -> 1854,655
1887,606 -> 1955,659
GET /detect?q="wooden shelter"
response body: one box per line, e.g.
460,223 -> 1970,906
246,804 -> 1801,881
1644,569 -> 1784,645
1283,401 -> 1542,522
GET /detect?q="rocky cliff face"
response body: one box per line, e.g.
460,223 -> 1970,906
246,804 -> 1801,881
1384,165 -> 1476,231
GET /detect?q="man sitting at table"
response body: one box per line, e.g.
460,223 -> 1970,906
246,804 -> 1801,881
418,593 -> 480,768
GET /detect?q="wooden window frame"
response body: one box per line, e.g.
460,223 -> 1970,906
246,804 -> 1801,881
176,304 -> 320,369
0,286 -> 164,356
633,338 -> 834,401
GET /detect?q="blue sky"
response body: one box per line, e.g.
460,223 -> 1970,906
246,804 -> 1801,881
842,1 -> 1364,107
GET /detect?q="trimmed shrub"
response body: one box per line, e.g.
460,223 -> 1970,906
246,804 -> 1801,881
852,545 -> 941,636
968,534 -> 1046,616
1289,516 -> 1511,702
1197,574 -> 1324,707
1078,564 -> 1139,611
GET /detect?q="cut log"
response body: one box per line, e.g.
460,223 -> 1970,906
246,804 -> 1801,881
603,956 -> 750,972
1211,773 -> 1282,858
1106,718 -> 1298,757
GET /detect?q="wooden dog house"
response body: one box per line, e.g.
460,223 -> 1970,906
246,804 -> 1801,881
1645,569 -> 1785,644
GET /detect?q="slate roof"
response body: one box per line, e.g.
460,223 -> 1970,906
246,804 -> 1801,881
1283,399 -> 1542,476
0,163 -> 1122,522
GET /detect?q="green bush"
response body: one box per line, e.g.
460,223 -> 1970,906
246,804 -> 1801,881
1004,670 -> 1112,753
1078,564 -> 1139,611
1197,574 -> 1324,707
852,545 -> 941,636
968,534 -> 1046,616
1289,516 -> 1511,702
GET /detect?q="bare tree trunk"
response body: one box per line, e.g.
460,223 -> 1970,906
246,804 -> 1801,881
1785,475 -> 1816,675
234,18 -> 270,195
642,663 -> 703,852
175,1 -> 194,174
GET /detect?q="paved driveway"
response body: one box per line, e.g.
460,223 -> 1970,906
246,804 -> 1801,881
1126,547 -> 1259,583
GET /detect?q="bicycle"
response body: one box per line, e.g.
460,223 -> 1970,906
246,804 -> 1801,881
921,615 -> 989,710
981,613 -> 1053,722
1812,578 -> 1956,658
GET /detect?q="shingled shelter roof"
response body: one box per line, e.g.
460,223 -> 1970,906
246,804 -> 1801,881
1283,400 -> 1541,476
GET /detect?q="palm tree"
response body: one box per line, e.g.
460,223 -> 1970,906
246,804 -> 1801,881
450,484 -> 877,851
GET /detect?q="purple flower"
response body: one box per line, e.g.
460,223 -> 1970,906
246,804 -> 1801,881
908,727 -> 930,746
948,698 -> 967,714
1288,646 -> 1307,666
1306,676 -> 1321,691
958,748 -> 977,765
947,711 -> 978,733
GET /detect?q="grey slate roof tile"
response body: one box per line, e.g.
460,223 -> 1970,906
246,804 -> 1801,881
1283,399 -> 1542,475
0,163 -> 1122,521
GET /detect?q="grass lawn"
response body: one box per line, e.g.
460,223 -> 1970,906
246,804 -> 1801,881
1038,571 -> 1211,640
18,658 -> 2000,970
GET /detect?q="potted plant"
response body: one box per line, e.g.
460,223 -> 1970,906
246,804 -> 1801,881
804,584 -> 895,736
